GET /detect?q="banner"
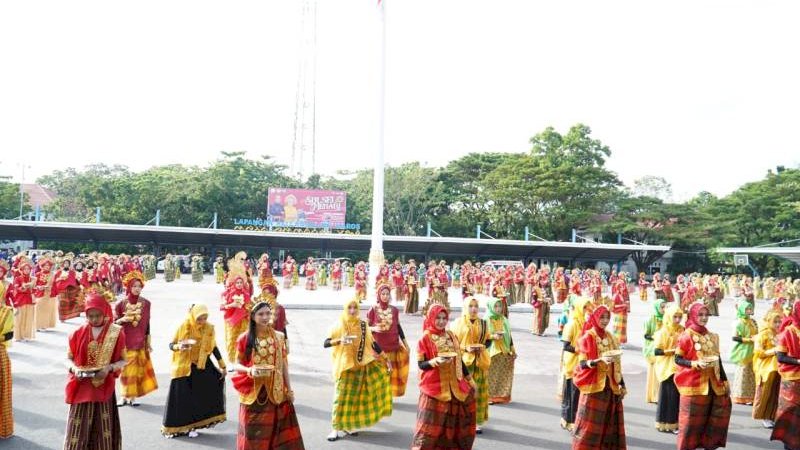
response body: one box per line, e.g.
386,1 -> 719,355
267,188 -> 347,227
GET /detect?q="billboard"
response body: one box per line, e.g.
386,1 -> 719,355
267,188 -> 347,227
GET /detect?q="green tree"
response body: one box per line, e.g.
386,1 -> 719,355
0,181 -> 27,219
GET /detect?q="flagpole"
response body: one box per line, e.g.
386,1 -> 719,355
368,0 -> 386,290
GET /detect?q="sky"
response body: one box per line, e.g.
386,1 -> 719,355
1,0 -> 798,202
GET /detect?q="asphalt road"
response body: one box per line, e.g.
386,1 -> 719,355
4,277 -> 783,449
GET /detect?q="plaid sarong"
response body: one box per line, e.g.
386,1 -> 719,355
411,393 -> 476,450
613,313 -> 628,345
677,391 -> 731,450
771,380 -> 800,450
386,348 -> 410,397
572,386 -> 627,449
238,397 -> 305,450
63,396 -> 121,450
332,360 -> 392,431
119,348 -> 158,399
467,364 -> 489,425
489,353 -> 514,404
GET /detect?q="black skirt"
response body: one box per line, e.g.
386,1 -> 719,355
162,358 -> 227,436
656,375 -> 680,429
561,377 -> 581,425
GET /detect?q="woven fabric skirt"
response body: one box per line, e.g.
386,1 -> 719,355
119,348 -> 158,399
467,364 -> 489,425
162,361 -> 226,436
13,305 -> 35,341
731,363 -> 755,404
572,386 -> 627,450
35,295 -> 57,329
411,393 -> 476,450
63,396 -> 121,450
225,320 -> 248,363
489,353 -> 514,404
771,379 -> 800,450
386,348 -> 410,397
612,313 -> 627,345
331,360 -> 392,431
58,287 -> 85,321
238,392 -> 305,450
656,375 -> 680,431
404,288 -> 419,314
677,389 -> 731,450
532,302 -> 550,336
0,346 -> 12,439
753,371 -> 780,420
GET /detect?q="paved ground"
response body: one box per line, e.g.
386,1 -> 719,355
4,277 -> 782,449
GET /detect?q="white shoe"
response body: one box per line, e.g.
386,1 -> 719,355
762,420 -> 775,429
327,430 -> 342,442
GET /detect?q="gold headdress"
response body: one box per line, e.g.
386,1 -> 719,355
122,270 -> 146,289
226,257 -> 249,288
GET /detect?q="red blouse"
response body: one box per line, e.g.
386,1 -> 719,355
65,324 -> 126,404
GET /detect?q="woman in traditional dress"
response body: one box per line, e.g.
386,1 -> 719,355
561,297 -> 594,430
752,310 -> 782,429
486,296 -> 516,405
404,262 -> 419,314
162,303 -> 226,438
190,256 -> 204,283
213,256 -> 225,284
611,284 -> 629,345
331,261 -> 343,291
232,301 -> 305,450
164,254 -> 176,283
0,286 -> 14,439
53,258 -> 82,323
11,257 -> 35,342
63,292 -> 127,450
114,271 -> 158,406
411,304 -> 476,450
674,302 -> 732,450
771,301 -> 800,449
304,258 -> 317,291
221,270 -> 253,363
572,305 -> 627,449
282,257 -> 293,290
652,304 -> 683,433
555,267 -> 568,304
367,283 -> 410,398
730,301 -> 757,405
643,299 -> 666,404
345,262 -> 355,288
451,296 -> 490,433
531,267 -> 551,336
323,298 -> 392,441
638,272 -> 649,302
34,256 -> 57,331
354,262 -> 367,302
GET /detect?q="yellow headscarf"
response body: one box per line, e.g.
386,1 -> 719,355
760,309 -> 783,332
570,297 -> 594,331
451,296 -> 490,370
170,303 -> 217,378
328,297 -> 376,381
662,304 -> 684,334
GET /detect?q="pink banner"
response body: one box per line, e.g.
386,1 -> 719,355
267,188 -> 347,226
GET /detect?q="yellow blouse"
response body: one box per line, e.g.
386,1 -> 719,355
451,317 -> 490,371
653,325 -> 683,382
753,328 -> 778,385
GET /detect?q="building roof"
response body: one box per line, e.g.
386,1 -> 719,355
0,219 -> 670,261
22,184 -> 56,208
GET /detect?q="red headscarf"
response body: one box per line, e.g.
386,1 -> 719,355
582,304 -> 609,338
685,302 -> 709,334
84,291 -> 112,323
780,301 -> 800,332
375,283 -> 391,306
424,305 -> 448,336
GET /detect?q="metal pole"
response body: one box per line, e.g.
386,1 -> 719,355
617,233 -> 622,244
18,164 -> 25,220
477,224 -> 481,239
572,228 -> 576,243
427,221 -> 431,237
155,210 -> 161,226
213,212 -> 218,229
525,226 -> 529,241
96,207 -> 101,223
368,0 -> 387,290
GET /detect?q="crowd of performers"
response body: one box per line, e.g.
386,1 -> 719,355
3,247 -> 800,449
